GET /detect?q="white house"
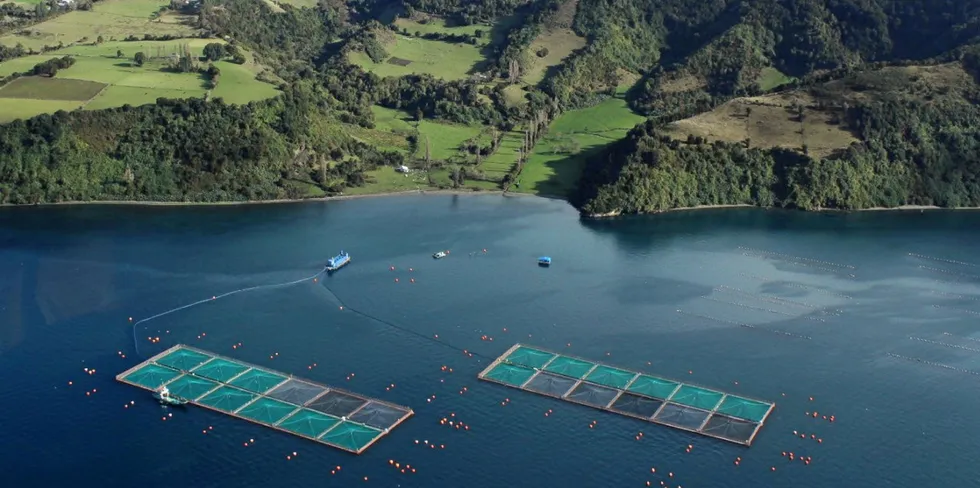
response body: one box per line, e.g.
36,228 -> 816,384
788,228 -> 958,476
396,165 -> 410,173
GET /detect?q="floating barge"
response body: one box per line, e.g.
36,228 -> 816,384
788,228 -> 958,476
116,344 -> 413,454
326,251 -> 350,272
478,344 -> 775,446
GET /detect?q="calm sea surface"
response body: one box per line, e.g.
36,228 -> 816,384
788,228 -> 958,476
2,195 -> 979,487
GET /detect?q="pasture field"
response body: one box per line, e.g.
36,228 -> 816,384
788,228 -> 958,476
665,92 -> 858,159
517,96 -> 644,195
344,166 -> 430,195
348,35 -> 485,80
523,28 -> 586,85
0,0 -> 198,51
0,40 -> 279,121
416,119 -> 483,161
0,77 -> 106,100
0,99 -> 84,123
481,130 -> 523,179
757,67 -> 794,91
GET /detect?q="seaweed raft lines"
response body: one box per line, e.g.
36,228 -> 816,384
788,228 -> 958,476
478,344 -> 775,446
116,345 -> 413,454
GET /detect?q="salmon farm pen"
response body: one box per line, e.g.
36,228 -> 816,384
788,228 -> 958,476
478,344 -> 775,446
117,344 -> 413,454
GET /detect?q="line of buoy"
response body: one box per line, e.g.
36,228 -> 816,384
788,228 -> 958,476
677,310 -> 812,340
909,336 -> 980,354
738,247 -> 856,269
738,273 -> 853,299
886,352 -> 980,376
716,285 -> 842,315
918,265 -> 980,281
908,252 -> 978,268
700,296 -> 826,322
943,332 -> 980,344
929,290 -> 980,301
933,304 -> 980,317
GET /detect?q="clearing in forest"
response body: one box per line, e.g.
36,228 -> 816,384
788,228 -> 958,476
518,96 -> 644,196
523,28 -> 586,85
348,34 -> 486,80
0,0 -> 199,51
665,91 -> 858,159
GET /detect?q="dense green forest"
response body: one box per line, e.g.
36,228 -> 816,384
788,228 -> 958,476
1,0 -> 980,210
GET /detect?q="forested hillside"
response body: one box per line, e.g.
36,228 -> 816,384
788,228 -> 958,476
1,0 -> 979,209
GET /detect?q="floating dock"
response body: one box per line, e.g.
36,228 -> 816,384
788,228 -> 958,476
478,344 -> 775,446
116,344 -> 413,454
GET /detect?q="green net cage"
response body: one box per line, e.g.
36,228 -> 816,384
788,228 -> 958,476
627,375 -> 680,400
670,385 -> 725,411
192,359 -> 250,383
544,356 -> 596,379
483,363 -> 536,386
230,369 -> 287,395
585,365 -> 636,389
504,346 -> 556,369
124,364 -> 180,389
198,386 -> 256,412
237,397 -> 297,425
278,409 -> 341,438
319,421 -> 382,452
165,374 -> 219,400
156,349 -> 212,371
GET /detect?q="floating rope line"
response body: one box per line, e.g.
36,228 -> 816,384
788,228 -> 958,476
909,336 -> 980,354
737,273 -> 853,299
942,332 -> 980,344
932,304 -> 980,317
132,268 -> 329,355
918,265 -> 980,281
886,353 -> 980,377
715,285 -> 842,316
929,290 -> 980,302
699,296 -> 826,322
676,309 -> 812,340
737,247 -> 856,270
908,252 -> 978,268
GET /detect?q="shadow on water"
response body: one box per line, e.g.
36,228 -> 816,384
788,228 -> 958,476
580,208 -> 980,255
611,276 -> 713,306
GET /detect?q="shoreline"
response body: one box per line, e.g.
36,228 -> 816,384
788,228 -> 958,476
2,190 -> 980,214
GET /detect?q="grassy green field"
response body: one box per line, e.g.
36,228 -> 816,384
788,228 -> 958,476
349,35 -> 485,80
524,28 -> 587,85
757,67 -> 794,91
0,77 -> 106,100
0,40 -> 279,122
417,119 -> 483,161
517,96 -> 645,195
0,0 -> 198,51
481,130 -> 524,179
0,99 -> 85,121
344,166 -> 431,195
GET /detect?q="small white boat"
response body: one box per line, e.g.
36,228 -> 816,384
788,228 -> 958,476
433,250 -> 449,259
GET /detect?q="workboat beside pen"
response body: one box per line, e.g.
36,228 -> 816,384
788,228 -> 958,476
326,251 -> 351,272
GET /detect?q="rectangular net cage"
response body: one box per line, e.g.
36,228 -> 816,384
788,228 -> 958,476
478,344 -> 775,446
116,345 -> 413,454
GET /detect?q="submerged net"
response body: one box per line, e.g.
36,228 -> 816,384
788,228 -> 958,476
319,421 -> 382,452
523,372 -> 577,397
230,369 -> 287,395
544,356 -> 596,379
483,363 -> 536,386
670,385 -> 725,410
701,414 -> 759,443
654,403 -> 711,430
278,409 -> 340,437
348,401 -> 409,430
505,346 -> 557,369
308,391 -> 368,417
165,374 -> 218,400
156,348 -> 212,371
124,364 -> 181,389
199,386 -> 257,412
714,396 -> 771,422
192,359 -> 249,383
566,382 -> 620,407
610,393 -> 663,418
267,379 -> 327,405
627,375 -> 679,400
237,397 -> 297,425
585,366 -> 636,389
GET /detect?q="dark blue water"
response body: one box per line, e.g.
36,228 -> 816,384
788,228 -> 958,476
2,196 -> 979,487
